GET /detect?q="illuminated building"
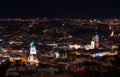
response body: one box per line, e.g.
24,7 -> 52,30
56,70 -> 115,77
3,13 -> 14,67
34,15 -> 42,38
30,41 -> 36,55
69,44 -> 81,49
55,52 -> 60,59
91,37 -> 95,49
94,32 -> 99,49
28,41 -> 37,61
84,37 -> 95,50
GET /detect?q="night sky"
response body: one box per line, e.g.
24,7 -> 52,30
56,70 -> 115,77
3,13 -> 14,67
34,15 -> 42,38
0,0 -> 120,18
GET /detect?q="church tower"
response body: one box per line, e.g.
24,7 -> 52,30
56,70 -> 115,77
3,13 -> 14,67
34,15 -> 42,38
94,32 -> 99,49
28,41 -> 37,61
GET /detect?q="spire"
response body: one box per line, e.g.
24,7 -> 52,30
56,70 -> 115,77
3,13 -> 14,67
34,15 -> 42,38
30,41 -> 35,47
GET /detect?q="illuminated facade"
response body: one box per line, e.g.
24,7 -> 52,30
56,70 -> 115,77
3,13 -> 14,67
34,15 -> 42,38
28,41 -> 37,61
94,33 -> 99,49
69,44 -> 81,49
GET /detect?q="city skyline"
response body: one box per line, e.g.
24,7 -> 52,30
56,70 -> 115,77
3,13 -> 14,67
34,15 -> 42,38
0,14 -> 120,77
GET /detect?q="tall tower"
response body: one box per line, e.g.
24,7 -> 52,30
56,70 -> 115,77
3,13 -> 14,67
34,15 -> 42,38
30,41 -> 37,55
94,32 -> 99,48
28,41 -> 37,61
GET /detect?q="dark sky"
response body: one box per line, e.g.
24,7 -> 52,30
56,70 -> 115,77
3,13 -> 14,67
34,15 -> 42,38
0,0 -> 120,18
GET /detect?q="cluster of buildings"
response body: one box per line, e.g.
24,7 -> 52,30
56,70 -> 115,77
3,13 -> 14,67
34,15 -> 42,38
0,18 -> 119,77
